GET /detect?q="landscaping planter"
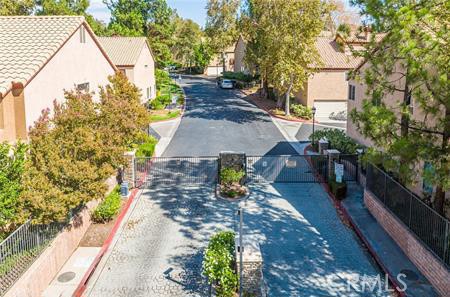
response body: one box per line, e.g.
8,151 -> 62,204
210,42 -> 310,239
329,180 -> 347,200
216,184 -> 250,201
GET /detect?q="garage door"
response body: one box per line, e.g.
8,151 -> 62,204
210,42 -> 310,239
313,100 -> 347,120
206,66 -> 223,76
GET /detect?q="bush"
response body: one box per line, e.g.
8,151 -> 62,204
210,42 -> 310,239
136,135 -> 157,157
309,128 -> 361,154
156,69 -> 171,90
220,167 -> 245,186
203,231 -> 237,297
290,103 -> 313,119
91,186 -> 121,223
222,71 -> 254,83
0,142 -> 27,238
329,176 -> 347,200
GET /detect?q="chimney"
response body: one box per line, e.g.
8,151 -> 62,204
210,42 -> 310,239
364,26 -> 371,41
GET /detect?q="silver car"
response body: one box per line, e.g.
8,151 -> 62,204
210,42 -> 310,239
220,79 -> 234,89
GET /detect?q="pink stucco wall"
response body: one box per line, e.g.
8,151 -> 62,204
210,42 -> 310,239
133,42 -> 156,103
23,24 -> 116,131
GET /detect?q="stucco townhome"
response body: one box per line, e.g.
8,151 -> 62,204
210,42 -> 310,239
347,57 -> 449,204
98,37 -> 156,104
0,16 -> 117,143
205,44 -> 235,76
233,35 -> 249,74
294,31 -> 382,121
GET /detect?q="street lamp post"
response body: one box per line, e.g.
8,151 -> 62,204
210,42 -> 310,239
312,106 -> 316,150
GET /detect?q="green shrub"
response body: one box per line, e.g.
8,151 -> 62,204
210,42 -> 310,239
309,128 -> 361,154
329,176 -> 347,200
220,167 -> 245,186
203,231 -> 237,297
222,71 -> 254,83
290,103 -> 313,119
91,186 -> 121,223
156,69 -> 171,90
136,135 -> 157,157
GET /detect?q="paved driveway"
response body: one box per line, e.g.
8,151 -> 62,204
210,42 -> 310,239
162,76 -> 297,156
87,185 -> 237,297
245,183 -> 390,297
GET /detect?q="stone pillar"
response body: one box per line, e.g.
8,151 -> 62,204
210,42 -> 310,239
318,138 -> 329,154
123,150 -> 136,188
219,151 -> 246,184
235,237 -> 265,297
324,149 -> 341,178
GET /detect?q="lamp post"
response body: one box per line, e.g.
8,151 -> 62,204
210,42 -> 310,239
312,106 -> 316,149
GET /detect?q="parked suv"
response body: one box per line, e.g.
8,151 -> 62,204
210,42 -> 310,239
220,79 -> 234,89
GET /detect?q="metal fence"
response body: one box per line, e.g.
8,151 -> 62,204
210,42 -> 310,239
246,155 -> 328,183
0,220 -> 63,295
135,157 -> 219,187
366,164 -> 450,267
339,154 -> 358,182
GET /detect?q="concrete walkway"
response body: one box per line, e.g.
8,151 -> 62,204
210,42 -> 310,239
342,182 -> 439,297
150,117 -> 182,157
244,183 -> 391,297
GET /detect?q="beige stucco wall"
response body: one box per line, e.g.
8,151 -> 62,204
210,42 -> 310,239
295,70 -> 349,107
0,91 -> 27,142
132,42 -> 156,103
347,62 -> 448,202
207,51 -> 235,73
23,24 -> 116,132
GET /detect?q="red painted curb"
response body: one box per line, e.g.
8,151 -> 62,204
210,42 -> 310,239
304,145 -> 405,296
72,188 -> 139,297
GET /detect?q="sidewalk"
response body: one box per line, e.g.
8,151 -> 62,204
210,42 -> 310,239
342,182 -> 439,297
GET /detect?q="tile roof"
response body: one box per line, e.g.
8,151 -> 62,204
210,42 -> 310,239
0,16 -> 85,97
97,37 -> 148,66
314,37 -> 362,69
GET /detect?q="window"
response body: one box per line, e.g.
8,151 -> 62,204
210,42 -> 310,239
79,26 -> 86,43
348,84 -> 356,100
406,92 -> 413,114
77,82 -> 89,92
422,162 -> 434,195
146,87 -> 151,99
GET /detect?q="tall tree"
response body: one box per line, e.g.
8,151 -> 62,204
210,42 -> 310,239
105,0 -> 176,67
0,0 -> 34,15
172,17 -> 203,67
350,0 -> 449,214
104,0 -> 148,36
35,0 -> 107,34
242,0 -> 331,116
205,0 -> 240,72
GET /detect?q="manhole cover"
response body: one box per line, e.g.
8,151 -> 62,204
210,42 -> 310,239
57,271 -> 76,283
400,269 -> 419,281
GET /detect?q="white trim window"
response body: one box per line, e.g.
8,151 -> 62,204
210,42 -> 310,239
77,82 -> 89,92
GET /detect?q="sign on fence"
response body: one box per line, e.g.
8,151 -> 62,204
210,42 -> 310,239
334,162 -> 344,183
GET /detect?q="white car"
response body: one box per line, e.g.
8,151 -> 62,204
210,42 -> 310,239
220,79 -> 234,89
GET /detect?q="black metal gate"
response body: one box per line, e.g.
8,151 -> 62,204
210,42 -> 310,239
339,154 -> 358,181
246,155 -> 328,183
135,157 -> 219,187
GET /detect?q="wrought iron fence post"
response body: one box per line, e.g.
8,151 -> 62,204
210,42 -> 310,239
444,222 -> 449,264
408,193 -> 413,228
383,170 -> 387,204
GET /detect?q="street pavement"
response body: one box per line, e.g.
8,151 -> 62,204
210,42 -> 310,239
162,76 -> 297,156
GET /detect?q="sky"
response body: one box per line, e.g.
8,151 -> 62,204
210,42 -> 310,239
87,0 -> 209,27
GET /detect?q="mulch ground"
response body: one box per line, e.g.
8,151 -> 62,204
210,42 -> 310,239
79,199 -> 128,247
243,89 -> 314,123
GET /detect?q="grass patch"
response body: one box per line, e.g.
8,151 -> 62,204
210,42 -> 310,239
149,110 -> 181,123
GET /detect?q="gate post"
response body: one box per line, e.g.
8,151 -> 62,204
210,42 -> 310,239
219,152 -> 246,184
123,150 -> 136,188
324,149 -> 340,178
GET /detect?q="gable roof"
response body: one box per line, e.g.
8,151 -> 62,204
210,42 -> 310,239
98,37 -> 153,67
0,15 -> 116,98
314,37 -> 362,70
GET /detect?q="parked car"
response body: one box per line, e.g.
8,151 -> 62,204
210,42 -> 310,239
220,79 -> 234,89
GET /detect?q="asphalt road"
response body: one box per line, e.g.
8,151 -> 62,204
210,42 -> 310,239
162,76 -> 297,157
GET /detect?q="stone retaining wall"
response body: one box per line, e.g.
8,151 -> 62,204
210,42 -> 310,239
364,190 -> 450,296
